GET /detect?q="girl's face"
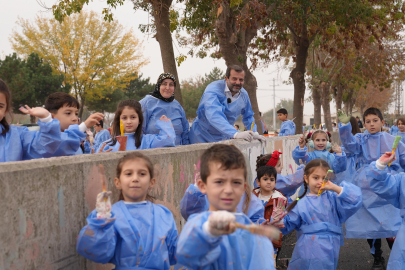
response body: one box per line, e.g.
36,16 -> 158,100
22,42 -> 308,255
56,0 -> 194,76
313,133 -> 328,150
398,121 -> 405,132
275,159 -> 283,174
159,79 -> 175,99
114,159 -> 156,202
0,92 -> 8,122
304,167 -> 328,195
120,107 -> 139,133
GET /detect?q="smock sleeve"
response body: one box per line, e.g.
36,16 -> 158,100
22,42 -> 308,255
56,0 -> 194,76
142,119 -> 176,149
292,146 -> 309,165
338,122 -> 362,155
332,181 -> 362,223
276,165 -> 305,197
180,184 -> 209,221
332,152 -> 347,174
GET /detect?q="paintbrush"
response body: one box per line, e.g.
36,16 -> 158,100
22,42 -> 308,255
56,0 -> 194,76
317,169 -> 334,196
99,164 -> 107,202
120,120 -> 124,136
250,121 -> 254,131
389,136 -> 402,167
234,222 -> 281,240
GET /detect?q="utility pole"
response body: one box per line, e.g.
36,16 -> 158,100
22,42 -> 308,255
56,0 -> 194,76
273,78 -> 276,130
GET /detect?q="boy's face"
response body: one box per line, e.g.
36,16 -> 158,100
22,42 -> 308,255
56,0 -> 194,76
256,174 -> 276,194
0,93 -> 7,122
52,104 -> 79,131
198,162 -> 246,212
398,121 -> 405,132
364,114 -> 384,134
277,113 -> 287,121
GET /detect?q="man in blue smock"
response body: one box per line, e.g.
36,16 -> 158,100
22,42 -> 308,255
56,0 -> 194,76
189,65 -> 265,144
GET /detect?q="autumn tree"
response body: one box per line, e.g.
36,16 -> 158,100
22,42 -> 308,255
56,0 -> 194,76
50,0 -> 184,106
355,84 -> 394,115
0,52 -> 69,123
10,11 -> 147,118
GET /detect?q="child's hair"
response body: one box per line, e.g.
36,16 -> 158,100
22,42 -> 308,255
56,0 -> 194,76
234,124 -> 240,129
363,107 -> 383,122
256,153 -> 272,171
286,159 -> 330,212
0,79 -> 12,135
200,144 -> 250,214
257,166 -> 277,182
349,116 -> 361,135
109,99 -> 143,149
97,119 -> 104,128
116,152 -> 155,202
397,118 -> 405,126
44,92 -> 80,113
276,108 -> 288,115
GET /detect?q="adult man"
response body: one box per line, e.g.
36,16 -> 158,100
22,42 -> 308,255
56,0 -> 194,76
356,116 -> 364,128
92,120 -> 111,152
189,65 -> 265,143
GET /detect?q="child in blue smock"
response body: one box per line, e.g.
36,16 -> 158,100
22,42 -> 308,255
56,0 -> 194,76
396,118 -> 405,144
176,144 -> 276,270
92,119 -> 111,152
280,159 -> 362,270
293,130 -> 347,174
0,79 -> 63,162
338,108 -> 404,266
368,152 -> 405,270
77,152 -> 178,269
100,99 -> 175,152
277,108 -> 296,136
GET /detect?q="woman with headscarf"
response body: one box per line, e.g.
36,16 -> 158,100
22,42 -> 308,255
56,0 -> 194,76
139,73 -> 190,146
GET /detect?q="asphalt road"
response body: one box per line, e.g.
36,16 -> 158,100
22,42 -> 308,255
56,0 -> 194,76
277,230 -> 391,270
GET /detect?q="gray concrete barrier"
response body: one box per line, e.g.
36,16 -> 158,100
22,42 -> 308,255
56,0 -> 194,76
0,135 -> 300,270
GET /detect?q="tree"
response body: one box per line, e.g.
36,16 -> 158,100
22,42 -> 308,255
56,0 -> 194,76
355,84 -> 394,115
0,52 -> 69,123
10,11 -> 147,118
122,73 -> 155,100
50,0 -> 184,106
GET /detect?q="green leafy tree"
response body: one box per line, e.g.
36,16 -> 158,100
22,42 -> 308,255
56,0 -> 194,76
0,52 -> 70,123
123,73 -> 155,101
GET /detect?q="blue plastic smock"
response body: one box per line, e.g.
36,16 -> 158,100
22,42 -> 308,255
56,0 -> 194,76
369,161 -> 405,270
281,181 -> 362,270
77,201 -> 178,269
180,184 -> 265,224
48,124 -> 87,157
93,129 -> 111,152
102,119 -> 175,152
176,211 -> 276,270
140,95 -> 189,146
84,141 -> 91,154
0,119 -> 62,162
279,120 -> 296,136
391,125 -> 399,136
397,132 -> 405,145
292,146 -> 347,174
189,80 -> 256,144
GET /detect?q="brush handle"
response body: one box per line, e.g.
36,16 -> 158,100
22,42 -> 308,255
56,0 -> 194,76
388,148 -> 396,167
317,180 -> 328,196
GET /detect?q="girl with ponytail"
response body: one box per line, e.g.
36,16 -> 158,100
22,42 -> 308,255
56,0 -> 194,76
279,159 -> 362,270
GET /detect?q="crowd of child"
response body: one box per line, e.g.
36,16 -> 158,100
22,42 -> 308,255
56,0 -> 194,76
2,74 -> 405,269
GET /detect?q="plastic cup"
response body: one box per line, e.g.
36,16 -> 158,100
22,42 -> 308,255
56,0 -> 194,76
116,136 -> 128,151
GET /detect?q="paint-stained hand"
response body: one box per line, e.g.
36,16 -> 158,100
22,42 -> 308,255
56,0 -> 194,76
207,211 -> 236,236
96,191 -> 112,219
337,110 -> 351,124
271,198 -> 287,222
98,143 -> 113,153
298,135 -> 306,148
379,152 -> 396,166
332,143 -> 342,154
159,115 -> 170,122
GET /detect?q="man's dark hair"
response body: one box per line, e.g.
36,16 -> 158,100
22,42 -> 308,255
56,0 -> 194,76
225,65 -> 244,78
45,92 -> 80,113
256,166 -> 277,183
200,144 -> 247,183
235,124 -> 240,129
363,107 -> 383,122
356,116 -> 360,119
277,108 -> 288,115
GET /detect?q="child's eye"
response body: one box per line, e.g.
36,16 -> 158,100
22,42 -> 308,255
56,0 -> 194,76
233,181 -> 242,185
125,172 -> 132,176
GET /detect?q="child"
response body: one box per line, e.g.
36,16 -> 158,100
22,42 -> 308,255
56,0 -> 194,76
391,120 -> 399,136
92,119 -> 111,152
176,144 -> 276,269
44,92 -> 104,156
338,108 -> 404,263
396,117 -> 405,144
280,159 -> 362,269
76,152 -> 178,269
100,99 -> 175,152
293,130 -> 347,174
0,79 -> 63,162
277,108 -> 296,136
253,165 -> 287,260
368,152 -> 405,270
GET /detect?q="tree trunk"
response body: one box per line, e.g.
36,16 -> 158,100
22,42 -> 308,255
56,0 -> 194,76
313,87 -> 322,127
321,83 -> 332,131
290,24 -> 310,134
152,0 -> 183,106
30,115 -> 36,124
79,94 -> 85,119
214,3 -> 263,134
335,84 -> 343,124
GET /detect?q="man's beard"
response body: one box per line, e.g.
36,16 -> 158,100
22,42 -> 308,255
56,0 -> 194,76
229,83 -> 242,94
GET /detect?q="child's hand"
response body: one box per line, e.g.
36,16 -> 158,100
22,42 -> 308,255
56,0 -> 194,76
96,191 -> 112,219
272,198 -> 287,222
332,144 -> 342,154
320,181 -> 343,194
84,113 -> 105,128
379,152 -> 396,166
98,143 -> 113,153
159,115 -> 170,122
298,135 -> 306,148
337,110 -> 351,124
19,105 -> 50,119
207,211 -> 236,236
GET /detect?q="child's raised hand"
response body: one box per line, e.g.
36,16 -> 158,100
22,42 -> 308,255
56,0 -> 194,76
96,191 -> 112,219
19,105 -> 50,119
98,143 -> 113,153
332,143 -> 342,154
84,113 -> 105,128
159,115 -> 170,122
337,110 -> 351,124
298,135 -> 306,148
379,152 -> 396,166
271,198 -> 287,222
207,211 -> 236,236
320,181 -> 343,194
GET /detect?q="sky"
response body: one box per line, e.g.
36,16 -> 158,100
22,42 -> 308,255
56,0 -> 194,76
0,0 -> 331,116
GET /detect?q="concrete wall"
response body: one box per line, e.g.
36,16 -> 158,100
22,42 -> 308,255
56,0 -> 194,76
0,136 -> 300,270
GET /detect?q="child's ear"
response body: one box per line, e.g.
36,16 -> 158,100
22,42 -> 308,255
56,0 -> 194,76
382,119 -> 385,125
197,179 -> 207,194
149,178 -> 156,189
256,178 -> 261,187
114,177 -> 122,190
304,175 -> 309,185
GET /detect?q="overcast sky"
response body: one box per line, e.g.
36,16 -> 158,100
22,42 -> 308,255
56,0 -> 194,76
0,0 -> 330,116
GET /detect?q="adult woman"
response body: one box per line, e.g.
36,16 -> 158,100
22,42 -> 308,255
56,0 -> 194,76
140,73 -> 189,146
